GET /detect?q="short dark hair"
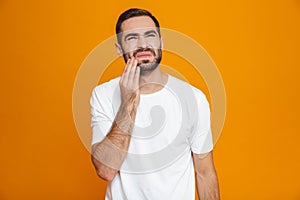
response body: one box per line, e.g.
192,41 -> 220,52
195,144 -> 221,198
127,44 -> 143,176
116,8 -> 161,45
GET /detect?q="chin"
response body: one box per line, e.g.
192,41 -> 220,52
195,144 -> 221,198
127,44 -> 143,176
139,62 -> 159,73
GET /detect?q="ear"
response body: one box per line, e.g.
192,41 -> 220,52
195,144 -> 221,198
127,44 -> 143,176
115,43 -> 123,57
160,36 -> 164,50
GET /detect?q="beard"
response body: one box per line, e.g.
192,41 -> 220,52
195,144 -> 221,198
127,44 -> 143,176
123,47 -> 162,74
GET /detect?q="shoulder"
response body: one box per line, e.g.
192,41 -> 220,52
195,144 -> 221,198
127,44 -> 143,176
92,77 -> 120,96
90,77 -> 121,105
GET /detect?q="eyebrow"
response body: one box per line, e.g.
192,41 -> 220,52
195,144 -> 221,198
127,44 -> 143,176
144,30 -> 158,36
124,30 -> 158,41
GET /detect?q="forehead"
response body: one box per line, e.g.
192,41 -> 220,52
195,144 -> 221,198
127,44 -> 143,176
121,16 -> 157,34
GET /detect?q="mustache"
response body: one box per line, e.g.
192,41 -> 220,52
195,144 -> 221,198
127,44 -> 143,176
133,47 -> 156,58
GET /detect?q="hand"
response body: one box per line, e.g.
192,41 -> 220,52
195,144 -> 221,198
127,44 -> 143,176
119,57 -> 140,112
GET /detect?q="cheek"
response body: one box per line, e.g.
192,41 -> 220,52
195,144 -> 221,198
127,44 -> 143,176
147,38 -> 161,48
123,51 -> 134,60
122,45 -> 136,55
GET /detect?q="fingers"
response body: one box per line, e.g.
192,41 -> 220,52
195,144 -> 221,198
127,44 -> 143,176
121,58 -> 134,85
128,59 -> 138,88
119,57 -> 140,105
133,65 -> 140,90
121,58 -> 139,87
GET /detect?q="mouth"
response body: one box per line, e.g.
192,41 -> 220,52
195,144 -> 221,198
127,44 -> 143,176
135,52 -> 153,59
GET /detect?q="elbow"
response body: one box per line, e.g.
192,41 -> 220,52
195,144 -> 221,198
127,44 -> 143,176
196,168 -> 218,181
96,168 -> 116,182
91,155 -> 117,182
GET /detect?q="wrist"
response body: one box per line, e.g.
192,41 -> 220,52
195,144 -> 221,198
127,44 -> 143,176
115,103 -> 135,134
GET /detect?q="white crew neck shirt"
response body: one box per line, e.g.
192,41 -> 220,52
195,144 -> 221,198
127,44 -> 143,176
90,75 -> 213,200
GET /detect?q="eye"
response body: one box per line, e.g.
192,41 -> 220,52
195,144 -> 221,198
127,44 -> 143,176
146,33 -> 156,37
127,36 -> 138,40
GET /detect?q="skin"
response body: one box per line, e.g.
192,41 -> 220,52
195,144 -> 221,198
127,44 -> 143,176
193,152 -> 220,199
115,16 -> 168,93
91,15 -> 220,199
91,58 -> 140,181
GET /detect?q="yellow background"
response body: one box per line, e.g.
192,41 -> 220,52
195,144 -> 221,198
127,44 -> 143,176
1,0 -> 299,199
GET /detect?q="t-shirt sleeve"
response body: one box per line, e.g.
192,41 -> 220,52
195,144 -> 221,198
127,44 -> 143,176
90,86 -> 114,145
189,89 -> 213,154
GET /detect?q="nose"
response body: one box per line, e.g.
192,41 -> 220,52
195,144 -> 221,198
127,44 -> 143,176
137,36 -> 147,48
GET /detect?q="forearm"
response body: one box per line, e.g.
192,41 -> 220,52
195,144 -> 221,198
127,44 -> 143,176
91,102 -> 137,181
92,122 -> 131,170
196,170 -> 220,200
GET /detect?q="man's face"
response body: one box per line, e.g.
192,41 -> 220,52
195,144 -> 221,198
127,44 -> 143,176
118,16 -> 162,73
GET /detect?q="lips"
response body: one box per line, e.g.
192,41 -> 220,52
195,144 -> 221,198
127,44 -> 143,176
136,52 -> 152,58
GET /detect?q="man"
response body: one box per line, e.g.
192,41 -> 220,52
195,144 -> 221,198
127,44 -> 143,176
90,8 -> 220,200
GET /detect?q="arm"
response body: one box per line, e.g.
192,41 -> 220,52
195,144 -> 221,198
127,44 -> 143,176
91,58 -> 140,182
193,151 -> 220,200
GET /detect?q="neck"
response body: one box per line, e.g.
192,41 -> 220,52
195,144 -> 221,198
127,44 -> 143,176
139,66 -> 168,94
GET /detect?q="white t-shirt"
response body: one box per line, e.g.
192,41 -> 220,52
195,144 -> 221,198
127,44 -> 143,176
90,74 -> 213,200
